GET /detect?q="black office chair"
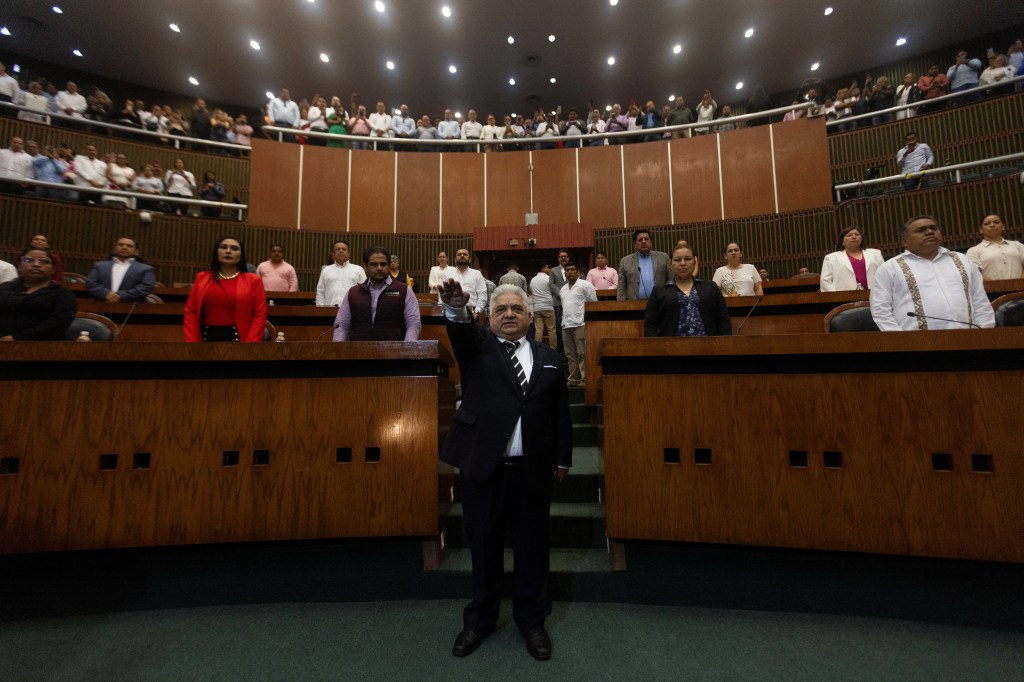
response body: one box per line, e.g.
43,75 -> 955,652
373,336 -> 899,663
62,272 -> 88,284
823,301 -> 879,333
65,312 -> 119,341
992,292 -> 1024,327
263,320 -> 278,342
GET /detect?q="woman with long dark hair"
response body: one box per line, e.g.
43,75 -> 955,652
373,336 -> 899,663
183,236 -> 267,342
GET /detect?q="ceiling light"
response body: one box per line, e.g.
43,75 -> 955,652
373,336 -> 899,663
824,7 -> 833,15
511,112 -> 517,118
393,108 -> 401,116
12,64 -> 20,73
673,44 -> 682,54
72,49 -> 83,57
896,37 -> 907,46
735,82 -> 744,89
0,27 -> 10,36
266,91 -> 274,100
441,5 -> 451,17
548,34 -> 556,42
610,0 -> 618,5
307,0 -> 315,3
744,28 -> 754,38
454,111 -> 461,118
605,105 -> 612,111
250,40 -> 261,50
449,64 -> 457,73
169,23 -> 180,32
386,60 -> 395,70
549,77 -> 556,83
811,62 -> 820,71
668,95 -> 676,102
607,56 -> 615,65
320,53 -> 329,63
189,76 -> 199,86
374,1 -> 385,12
509,78 -> 515,85
52,6 -> 63,14
507,35 -> 515,45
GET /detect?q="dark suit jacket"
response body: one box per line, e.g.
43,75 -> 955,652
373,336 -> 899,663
440,317 -> 572,497
617,251 -> 672,300
548,266 -> 566,308
643,280 -> 732,337
86,259 -> 156,302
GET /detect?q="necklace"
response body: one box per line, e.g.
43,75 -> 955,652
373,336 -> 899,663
218,271 -> 240,280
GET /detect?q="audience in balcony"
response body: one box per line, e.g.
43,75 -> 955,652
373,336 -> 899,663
348,105 -> 372,149
131,164 -> 165,210
0,136 -> 33,192
948,50 -> 984,103
894,74 -> 919,120
198,170 -> 225,217
30,144 -> 69,198
163,158 -> 197,214
55,82 -> 87,118
980,54 -> 1017,94
895,131 -> 934,191
306,95 -> 330,146
18,82 -> 50,124
0,61 -> 17,109
966,214 -> 1024,281
233,114 -> 253,146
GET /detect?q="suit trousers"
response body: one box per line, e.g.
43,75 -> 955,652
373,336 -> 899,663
563,325 -> 585,383
460,465 -> 552,634
533,309 -> 556,348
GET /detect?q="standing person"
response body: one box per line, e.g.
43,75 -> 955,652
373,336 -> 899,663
947,50 -> 984,104
438,279 -> 572,661
896,131 -> 934,191
819,226 -> 885,291
529,264 -> 556,348
332,246 -> 420,341
643,244 -> 731,337
617,229 -> 671,300
256,245 -> 299,292
586,252 -> 618,290
0,247 -> 77,341
966,214 -> 1024,280
498,262 -> 527,290
558,262 -> 597,387
443,248 -> 487,315
183,237 -> 268,342
268,89 -> 301,142
164,158 -> 197,215
548,250 -> 570,350
85,237 -> 156,303
199,170 -> 225,217
428,251 -> 453,292
315,240 -> 367,306
713,243 -> 764,297
388,254 -> 414,288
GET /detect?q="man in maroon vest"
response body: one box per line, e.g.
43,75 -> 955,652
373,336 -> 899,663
332,246 -> 421,341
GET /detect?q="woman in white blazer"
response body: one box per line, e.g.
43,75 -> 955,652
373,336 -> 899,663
819,226 -> 884,291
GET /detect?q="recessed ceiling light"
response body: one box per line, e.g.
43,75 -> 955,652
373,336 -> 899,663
824,7 -> 833,15
509,78 -> 516,85
11,64 -> 20,73
169,23 -> 180,32
454,111 -> 461,118
449,64 -> 457,73
549,77 -> 556,83
507,35 -> 515,44
0,27 -> 11,36
605,105 -> 612,111
610,0 -> 618,4
668,95 -> 676,102
249,39 -> 261,50
320,53 -> 330,63
735,81 -> 744,89
374,1 -> 385,12
744,28 -> 754,38
810,62 -> 820,71
386,60 -> 395,70
548,34 -> 556,42
189,76 -> 199,86
896,37 -> 907,46
307,0 -> 315,3
52,6 -> 63,14
266,91 -> 274,100
72,49 -> 83,57
673,44 -> 682,54
607,56 -> 615,65
441,5 -> 451,17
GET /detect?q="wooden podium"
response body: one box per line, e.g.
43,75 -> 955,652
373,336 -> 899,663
599,330 -> 1024,568
0,342 -> 454,569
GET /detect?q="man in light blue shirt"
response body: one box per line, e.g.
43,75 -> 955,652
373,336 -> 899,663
947,50 -> 983,104
391,104 -> 416,149
437,109 -> 461,151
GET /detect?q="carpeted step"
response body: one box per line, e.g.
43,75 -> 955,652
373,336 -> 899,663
573,423 -> 599,447
443,502 -> 606,550
569,403 -> 591,424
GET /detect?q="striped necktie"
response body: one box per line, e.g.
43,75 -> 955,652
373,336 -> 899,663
502,340 -> 528,393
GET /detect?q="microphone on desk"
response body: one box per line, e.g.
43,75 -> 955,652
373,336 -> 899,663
117,303 -> 138,336
735,295 -> 764,334
906,311 -> 980,329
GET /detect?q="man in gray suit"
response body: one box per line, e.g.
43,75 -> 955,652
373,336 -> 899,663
86,237 -> 156,303
548,250 -> 570,351
616,229 -> 671,300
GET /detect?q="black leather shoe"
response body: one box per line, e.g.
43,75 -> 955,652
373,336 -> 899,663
452,629 -> 489,658
524,626 -> 551,661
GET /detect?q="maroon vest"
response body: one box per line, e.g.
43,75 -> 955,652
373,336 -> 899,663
346,279 -> 409,341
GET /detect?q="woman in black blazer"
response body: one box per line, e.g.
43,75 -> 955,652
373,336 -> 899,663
644,243 -> 732,337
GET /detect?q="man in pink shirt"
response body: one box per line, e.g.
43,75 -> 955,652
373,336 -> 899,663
586,252 -> 618,291
256,245 -> 299,292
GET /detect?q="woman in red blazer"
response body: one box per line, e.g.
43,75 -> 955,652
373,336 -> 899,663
183,236 -> 267,342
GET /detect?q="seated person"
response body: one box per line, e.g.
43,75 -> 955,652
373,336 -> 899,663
0,247 -> 77,340
332,246 -> 420,341
644,244 -> 731,337
871,215 -> 994,331
85,237 -> 156,303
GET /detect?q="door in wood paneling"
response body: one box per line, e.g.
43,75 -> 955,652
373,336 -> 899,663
300,145 -> 349,232
719,127 -> 776,219
485,150 -> 532,227
440,153 -> 485,234
396,153 -> 441,234
623,142 -> 672,227
249,139 -> 300,229
578,144 -> 625,229
531,147 -> 579,224
772,119 -> 834,213
670,136 -> 722,223
349,150 -> 396,233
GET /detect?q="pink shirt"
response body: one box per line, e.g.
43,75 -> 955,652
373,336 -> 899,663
587,266 -> 618,290
256,260 -> 298,292
848,253 -> 868,290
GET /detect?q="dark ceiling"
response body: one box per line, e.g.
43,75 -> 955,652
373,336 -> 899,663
1,1 -> 1021,118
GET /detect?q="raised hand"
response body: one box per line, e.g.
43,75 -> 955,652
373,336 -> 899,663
439,279 -> 467,308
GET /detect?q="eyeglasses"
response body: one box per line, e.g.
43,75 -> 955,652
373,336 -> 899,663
22,257 -> 53,265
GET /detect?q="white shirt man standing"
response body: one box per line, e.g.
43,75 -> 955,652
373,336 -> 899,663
56,81 -> 87,118
441,248 -> 487,314
559,262 -> 598,387
0,136 -> 33,184
315,240 -> 367,306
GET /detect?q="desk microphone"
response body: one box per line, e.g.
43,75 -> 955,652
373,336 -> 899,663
906,311 -> 980,329
117,303 -> 138,335
735,295 -> 764,334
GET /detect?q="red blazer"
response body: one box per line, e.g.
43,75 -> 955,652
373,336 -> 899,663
183,271 -> 268,342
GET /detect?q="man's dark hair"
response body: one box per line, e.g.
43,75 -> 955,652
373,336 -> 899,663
900,215 -> 938,238
507,262 -> 518,271
115,236 -> 137,249
269,244 -> 283,251
596,251 -> 607,259
564,261 -> 578,270
632,229 -> 651,243
558,249 -> 570,258
363,245 -> 391,264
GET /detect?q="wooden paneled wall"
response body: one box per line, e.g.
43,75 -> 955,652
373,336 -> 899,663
248,119 -> 834,232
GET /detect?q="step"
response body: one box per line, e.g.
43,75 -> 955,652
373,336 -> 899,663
569,403 -> 591,424
567,386 -> 586,403
573,423 -> 599,447
450,448 -> 602,504
443,502 -> 606,549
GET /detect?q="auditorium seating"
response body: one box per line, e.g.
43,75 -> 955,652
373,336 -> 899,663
823,301 -> 879,333
66,312 -> 119,341
993,292 -> 1024,326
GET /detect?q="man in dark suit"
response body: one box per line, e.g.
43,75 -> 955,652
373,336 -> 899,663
439,279 -> 572,661
85,237 -> 155,303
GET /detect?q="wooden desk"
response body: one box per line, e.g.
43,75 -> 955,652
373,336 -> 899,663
599,330 -> 1024,568
584,279 -> 1024,406
0,342 -> 455,568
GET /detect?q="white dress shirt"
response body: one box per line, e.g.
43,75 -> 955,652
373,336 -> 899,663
460,120 -> 483,140
72,155 -> 109,188
0,149 -> 33,180
443,267 -> 487,311
56,90 -> 87,117
965,239 -> 1024,280
18,92 -> 51,124
0,259 -> 17,285
369,112 -> 392,137
559,279 -> 598,328
268,98 -> 300,126
428,265 -> 454,292
528,273 -> 554,311
110,258 -> 134,294
870,248 -> 995,331
315,261 -> 367,306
